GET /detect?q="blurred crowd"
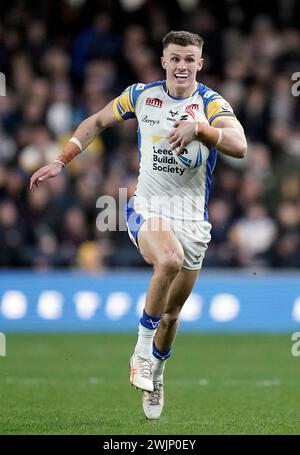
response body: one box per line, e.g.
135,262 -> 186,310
0,0 -> 300,271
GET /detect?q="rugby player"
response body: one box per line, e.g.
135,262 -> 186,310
30,31 -> 247,420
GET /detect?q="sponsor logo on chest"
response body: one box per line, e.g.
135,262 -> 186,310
145,97 -> 163,108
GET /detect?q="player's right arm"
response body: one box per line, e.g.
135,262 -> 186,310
29,92 -> 133,190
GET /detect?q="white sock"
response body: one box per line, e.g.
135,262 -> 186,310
134,324 -> 157,358
152,356 -> 166,382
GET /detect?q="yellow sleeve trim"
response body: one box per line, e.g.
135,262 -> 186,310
206,99 -> 223,120
120,90 -> 134,113
112,90 -> 135,121
207,98 -> 235,122
113,99 -> 123,121
210,114 -> 236,127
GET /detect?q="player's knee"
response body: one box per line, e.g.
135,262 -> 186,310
155,250 -> 183,276
161,312 -> 180,329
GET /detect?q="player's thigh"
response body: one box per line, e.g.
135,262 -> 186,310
165,268 -> 199,315
137,217 -> 184,267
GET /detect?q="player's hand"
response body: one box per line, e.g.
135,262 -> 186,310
167,120 -> 196,155
30,162 -> 64,191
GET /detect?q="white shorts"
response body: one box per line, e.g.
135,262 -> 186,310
124,199 -> 211,270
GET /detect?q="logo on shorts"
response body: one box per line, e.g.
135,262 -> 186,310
193,253 -> 203,265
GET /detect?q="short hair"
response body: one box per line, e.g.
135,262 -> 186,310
162,31 -> 204,52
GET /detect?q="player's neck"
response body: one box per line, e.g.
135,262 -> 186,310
166,81 -> 197,99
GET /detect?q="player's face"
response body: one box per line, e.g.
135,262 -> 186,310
161,44 -> 203,96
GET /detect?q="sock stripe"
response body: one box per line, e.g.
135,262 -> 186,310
153,342 -> 171,360
140,310 -> 161,330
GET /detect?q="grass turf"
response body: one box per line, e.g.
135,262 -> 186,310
0,333 -> 299,435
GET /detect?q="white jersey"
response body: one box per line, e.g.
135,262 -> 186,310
113,81 -> 236,221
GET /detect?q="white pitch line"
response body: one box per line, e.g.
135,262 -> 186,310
167,378 -> 282,387
1,377 -> 105,386
88,377 -> 104,384
2,377 -> 58,385
255,379 -> 281,387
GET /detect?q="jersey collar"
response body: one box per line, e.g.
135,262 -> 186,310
163,80 -> 199,100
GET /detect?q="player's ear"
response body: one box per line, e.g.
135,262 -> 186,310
161,56 -> 166,70
197,58 -> 204,72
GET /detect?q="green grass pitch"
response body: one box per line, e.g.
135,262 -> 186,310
0,333 -> 299,435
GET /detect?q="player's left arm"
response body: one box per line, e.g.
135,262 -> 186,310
207,117 -> 247,159
168,117 -> 247,158
168,94 -> 247,158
